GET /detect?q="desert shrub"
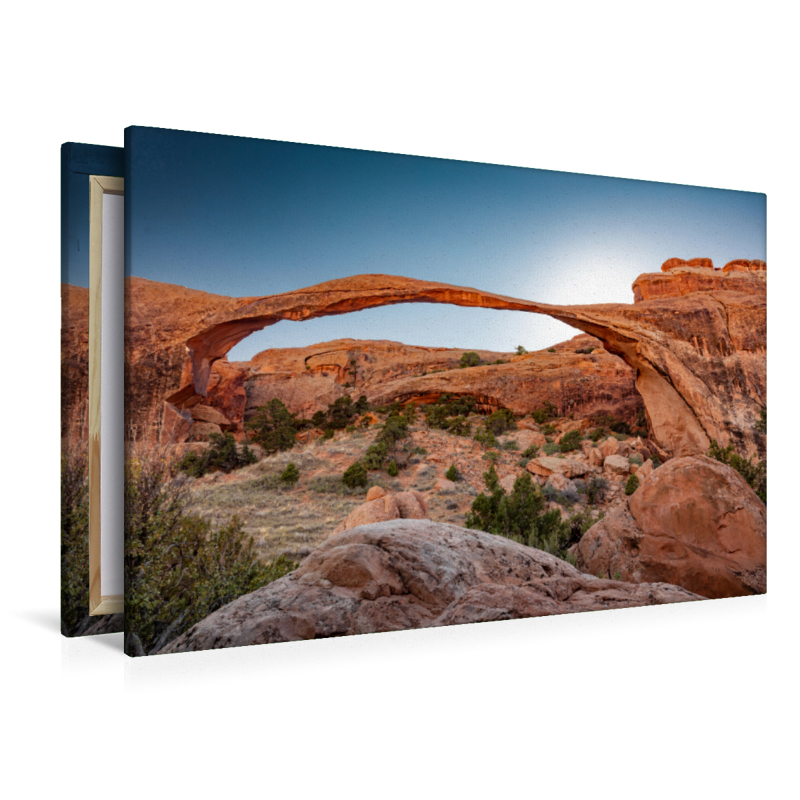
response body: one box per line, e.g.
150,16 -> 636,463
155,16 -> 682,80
445,464 -> 461,482
345,424 -> 356,433
465,469 -> 576,562
574,347 -> 594,354
708,439 -> 766,504
178,432 -> 258,478
446,416 -> 472,436
559,429 -> 582,452
322,428 -> 335,441
516,345 -> 528,355
459,351 -> 481,367
484,408 -> 516,436
541,423 -> 557,436
402,404 -> 418,424
326,396 -> 358,430
625,474 -> 639,495
362,441 -> 388,470
588,427 -> 604,442
521,445 -> 540,459
61,446 -> 92,636
651,454 -> 662,469
629,453 -> 643,466
502,439 -> 519,451
413,446 -> 428,455
585,475 -> 609,504
387,461 -> 399,477
755,407 -> 766,434
125,450 -> 296,654
311,410 -> 326,428
542,442 -> 560,455
342,461 -> 368,488
474,428 -> 499,449
557,485 -> 580,506
531,400 -> 558,424
246,399 -> 302,455
280,462 -> 300,485
593,413 -> 630,435
547,348 -> 556,353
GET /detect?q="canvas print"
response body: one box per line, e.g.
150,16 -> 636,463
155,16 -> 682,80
123,126 -> 766,656
61,142 -> 124,637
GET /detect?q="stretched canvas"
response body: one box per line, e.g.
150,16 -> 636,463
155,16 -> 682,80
61,143 -> 124,636
122,125 -> 766,657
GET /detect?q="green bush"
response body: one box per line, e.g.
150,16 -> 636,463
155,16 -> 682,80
708,439 -> 766,504
459,351 -> 481,367
322,428 -> 335,440
125,451 -> 297,654
280,462 -> 300,485
559,429 -> 582,452
541,423 -> 557,436
484,408 -> 516,436
516,345 -> 528,355
474,428 -> 499,449
502,439 -> 519,451
547,348 -> 556,353
521,445 -> 540,459
362,441 -> 388,470
445,464 -> 461,482
245,399 -> 302,455
342,461 -> 368,488
531,400 -> 558,424
625,474 -> 639,495
755,407 -> 766,434
542,442 -> 560,455
585,476 -> 609,504
588,427 -> 604,442
177,432 -> 259,478
574,347 -> 594,354
465,468 -> 583,563
387,461 -> 399,477
61,446 -> 93,636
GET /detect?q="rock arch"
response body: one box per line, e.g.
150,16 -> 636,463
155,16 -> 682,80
134,268 -> 764,459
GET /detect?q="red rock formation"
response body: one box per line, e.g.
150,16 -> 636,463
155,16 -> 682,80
160,519 -> 701,652
123,263 -> 765,459
333,488 -> 429,534
229,333 -> 641,431
575,455 -> 766,598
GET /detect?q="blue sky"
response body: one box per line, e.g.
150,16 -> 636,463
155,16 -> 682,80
125,126 -> 766,360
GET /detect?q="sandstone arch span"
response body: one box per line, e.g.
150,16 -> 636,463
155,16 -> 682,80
127,263 -> 765,459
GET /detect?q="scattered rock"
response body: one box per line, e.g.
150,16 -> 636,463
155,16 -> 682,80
366,486 -> 386,501
161,519 -> 702,653
576,456 -> 766,599
603,454 -> 631,476
333,490 -> 429,535
526,456 -> 591,479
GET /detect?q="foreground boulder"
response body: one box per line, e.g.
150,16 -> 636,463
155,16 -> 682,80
575,456 -> 766,598
160,519 -> 701,653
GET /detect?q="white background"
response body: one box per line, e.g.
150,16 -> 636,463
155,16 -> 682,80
1,2 -> 797,798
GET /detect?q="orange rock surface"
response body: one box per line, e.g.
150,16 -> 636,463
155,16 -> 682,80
112,259 -> 766,459
160,519 -> 701,652
575,455 -> 766,598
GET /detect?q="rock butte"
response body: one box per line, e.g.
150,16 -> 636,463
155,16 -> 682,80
160,519 -> 702,652
69,256 -> 764,459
